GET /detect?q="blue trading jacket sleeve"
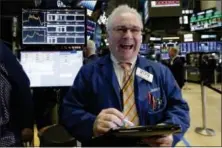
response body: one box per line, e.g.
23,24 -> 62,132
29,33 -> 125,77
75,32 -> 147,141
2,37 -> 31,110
162,66 -> 190,146
59,67 -> 96,142
15,68 -> 34,129
0,41 -> 34,129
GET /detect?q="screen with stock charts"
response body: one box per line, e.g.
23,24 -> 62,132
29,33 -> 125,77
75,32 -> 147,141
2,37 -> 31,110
22,9 -> 86,45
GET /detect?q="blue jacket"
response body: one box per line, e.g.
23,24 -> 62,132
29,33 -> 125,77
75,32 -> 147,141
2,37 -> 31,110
60,55 -> 190,146
0,40 -> 34,146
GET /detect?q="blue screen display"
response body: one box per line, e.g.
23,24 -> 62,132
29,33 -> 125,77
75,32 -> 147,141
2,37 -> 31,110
87,19 -> 96,38
140,44 -> 149,54
180,41 -> 221,53
199,41 -> 217,52
78,0 -> 97,11
161,53 -> 169,60
216,42 -> 222,52
93,25 -> 102,49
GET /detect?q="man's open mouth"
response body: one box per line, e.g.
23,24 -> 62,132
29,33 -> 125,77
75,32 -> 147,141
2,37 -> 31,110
120,44 -> 134,50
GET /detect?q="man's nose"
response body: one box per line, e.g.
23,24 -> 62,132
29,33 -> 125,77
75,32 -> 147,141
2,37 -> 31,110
122,29 -> 133,38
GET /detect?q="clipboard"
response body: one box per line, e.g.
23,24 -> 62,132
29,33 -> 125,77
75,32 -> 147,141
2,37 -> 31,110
106,124 -> 182,138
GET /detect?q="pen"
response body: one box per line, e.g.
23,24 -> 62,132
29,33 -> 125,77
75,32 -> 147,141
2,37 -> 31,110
148,93 -> 151,104
122,118 -> 134,127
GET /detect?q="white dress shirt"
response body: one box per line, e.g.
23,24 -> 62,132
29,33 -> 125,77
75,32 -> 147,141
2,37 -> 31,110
110,54 -> 137,88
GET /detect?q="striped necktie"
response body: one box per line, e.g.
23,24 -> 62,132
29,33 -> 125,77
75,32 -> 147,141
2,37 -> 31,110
119,63 -> 139,126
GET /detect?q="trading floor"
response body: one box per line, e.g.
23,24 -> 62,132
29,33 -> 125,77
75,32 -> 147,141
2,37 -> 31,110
177,83 -> 221,147
33,82 -> 221,147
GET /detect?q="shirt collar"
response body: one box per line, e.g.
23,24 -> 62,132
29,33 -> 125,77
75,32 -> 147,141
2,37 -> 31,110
110,53 -> 137,69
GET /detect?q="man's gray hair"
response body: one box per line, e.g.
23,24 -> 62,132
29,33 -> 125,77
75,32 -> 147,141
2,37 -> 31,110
106,4 -> 143,31
87,39 -> 96,51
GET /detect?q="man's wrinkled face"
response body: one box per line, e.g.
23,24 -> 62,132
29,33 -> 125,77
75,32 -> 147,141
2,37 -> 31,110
107,12 -> 143,62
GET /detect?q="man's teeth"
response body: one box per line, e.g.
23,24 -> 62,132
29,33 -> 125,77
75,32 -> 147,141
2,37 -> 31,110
120,45 -> 133,49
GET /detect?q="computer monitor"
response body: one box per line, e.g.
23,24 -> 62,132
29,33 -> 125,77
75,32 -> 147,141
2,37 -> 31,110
216,41 -> 222,52
22,9 -> 86,45
187,42 -> 192,52
208,41 -> 216,52
93,25 -> 102,49
140,44 -> 149,54
78,0 -> 97,11
199,42 -> 209,52
20,50 -> 83,87
87,19 -> 96,39
161,53 -> 170,60
78,0 -> 97,16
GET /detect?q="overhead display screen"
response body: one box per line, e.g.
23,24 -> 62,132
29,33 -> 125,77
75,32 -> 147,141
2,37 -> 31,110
151,0 -> 180,7
179,42 -> 220,53
190,8 -> 222,31
149,0 -> 182,17
22,9 -> 85,45
78,0 -> 97,11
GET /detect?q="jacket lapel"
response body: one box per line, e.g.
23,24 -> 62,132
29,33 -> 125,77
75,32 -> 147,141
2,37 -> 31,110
134,57 -> 152,124
98,55 -> 123,110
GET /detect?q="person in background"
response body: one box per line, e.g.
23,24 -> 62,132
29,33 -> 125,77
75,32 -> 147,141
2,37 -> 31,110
146,43 -> 156,61
60,5 -> 190,147
207,54 -> 217,84
199,55 -> 215,85
168,47 -> 185,89
0,39 -> 34,146
98,47 -> 110,57
83,39 -> 99,64
33,88 -> 57,131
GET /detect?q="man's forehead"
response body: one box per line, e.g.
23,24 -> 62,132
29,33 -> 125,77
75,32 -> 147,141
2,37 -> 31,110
114,12 -> 142,22
114,25 -> 142,28
112,18 -> 142,28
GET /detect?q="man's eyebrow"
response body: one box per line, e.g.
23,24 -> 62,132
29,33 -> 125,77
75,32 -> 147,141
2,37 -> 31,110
114,25 -> 141,28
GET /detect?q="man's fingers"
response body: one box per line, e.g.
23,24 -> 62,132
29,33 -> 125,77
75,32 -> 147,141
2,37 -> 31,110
93,120 -> 111,136
99,119 -> 118,129
156,135 -> 173,146
142,135 -> 173,146
159,143 -> 171,147
96,126 -> 110,135
102,108 -> 124,119
102,114 -> 123,126
155,136 -> 170,143
93,108 -> 125,136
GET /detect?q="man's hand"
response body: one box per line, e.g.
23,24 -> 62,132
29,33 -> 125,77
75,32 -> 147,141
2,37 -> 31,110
93,108 -> 124,136
21,128 -> 33,142
142,135 -> 173,147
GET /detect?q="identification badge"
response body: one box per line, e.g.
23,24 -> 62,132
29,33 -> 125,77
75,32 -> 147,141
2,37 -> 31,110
136,67 -> 153,83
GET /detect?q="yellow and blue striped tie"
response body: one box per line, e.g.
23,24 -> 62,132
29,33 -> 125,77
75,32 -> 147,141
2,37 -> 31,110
119,63 -> 139,126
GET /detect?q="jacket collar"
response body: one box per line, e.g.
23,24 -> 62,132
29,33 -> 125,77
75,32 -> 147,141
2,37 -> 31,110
98,54 -> 152,91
